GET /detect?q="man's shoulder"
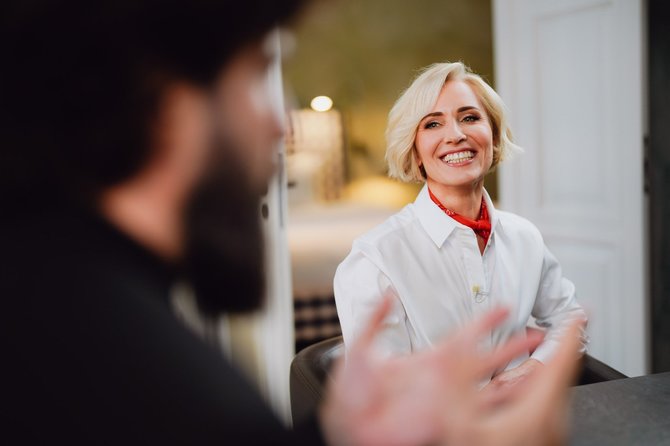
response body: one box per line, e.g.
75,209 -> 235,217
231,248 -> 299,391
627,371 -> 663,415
2,211 -> 297,444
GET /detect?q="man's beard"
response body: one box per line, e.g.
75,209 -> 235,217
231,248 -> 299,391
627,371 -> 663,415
181,136 -> 268,317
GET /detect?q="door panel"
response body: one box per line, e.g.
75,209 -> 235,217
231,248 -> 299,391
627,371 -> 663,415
494,0 -> 647,376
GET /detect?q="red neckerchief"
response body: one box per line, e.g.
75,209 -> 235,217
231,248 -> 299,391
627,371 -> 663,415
428,187 -> 491,244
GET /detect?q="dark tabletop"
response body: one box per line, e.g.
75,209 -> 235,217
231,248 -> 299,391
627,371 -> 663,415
569,372 -> 670,445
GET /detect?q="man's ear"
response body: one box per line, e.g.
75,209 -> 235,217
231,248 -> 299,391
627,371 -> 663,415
148,83 -> 212,197
152,84 -> 210,164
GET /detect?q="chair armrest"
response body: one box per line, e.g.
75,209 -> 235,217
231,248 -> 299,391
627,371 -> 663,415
290,336 -> 344,425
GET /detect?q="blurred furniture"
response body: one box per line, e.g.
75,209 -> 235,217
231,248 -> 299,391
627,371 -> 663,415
570,372 -> 670,445
290,336 -> 344,425
289,335 -> 628,425
578,353 -> 627,385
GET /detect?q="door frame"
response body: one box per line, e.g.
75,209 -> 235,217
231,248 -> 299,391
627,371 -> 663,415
648,0 -> 670,373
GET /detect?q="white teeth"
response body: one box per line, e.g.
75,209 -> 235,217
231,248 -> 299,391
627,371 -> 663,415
442,150 -> 475,164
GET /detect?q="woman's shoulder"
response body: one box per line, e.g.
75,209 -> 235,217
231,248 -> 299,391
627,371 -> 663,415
336,205 -> 420,278
495,209 -> 544,243
353,203 -> 419,250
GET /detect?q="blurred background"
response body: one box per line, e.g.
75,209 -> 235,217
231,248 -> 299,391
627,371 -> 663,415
277,0 -> 657,381
283,0 -> 497,202
281,0 -> 499,353
224,0 -> 668,424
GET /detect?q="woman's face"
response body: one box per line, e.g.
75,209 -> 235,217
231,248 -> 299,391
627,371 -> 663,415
415,80 -> 494,189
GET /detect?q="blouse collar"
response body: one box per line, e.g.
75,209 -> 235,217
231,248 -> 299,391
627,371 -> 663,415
413,184 -> 501,248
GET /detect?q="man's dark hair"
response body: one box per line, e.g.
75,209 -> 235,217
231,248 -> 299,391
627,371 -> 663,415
0,0 -> 305,210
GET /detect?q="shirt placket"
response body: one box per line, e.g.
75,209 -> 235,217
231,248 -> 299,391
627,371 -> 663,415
460,228 -> 493,351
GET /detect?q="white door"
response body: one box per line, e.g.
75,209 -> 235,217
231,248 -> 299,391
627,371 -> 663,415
493,0 -> 647,376
218,29 -> 295,426
252,29 -> 295,424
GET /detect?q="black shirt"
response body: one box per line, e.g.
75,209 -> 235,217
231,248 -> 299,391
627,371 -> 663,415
3,204 -> 323,445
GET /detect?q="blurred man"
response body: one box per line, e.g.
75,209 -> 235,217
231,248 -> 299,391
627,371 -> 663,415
1,1 -> 583,444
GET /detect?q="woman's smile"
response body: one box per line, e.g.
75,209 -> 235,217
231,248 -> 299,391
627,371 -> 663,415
439,149 -> 477,166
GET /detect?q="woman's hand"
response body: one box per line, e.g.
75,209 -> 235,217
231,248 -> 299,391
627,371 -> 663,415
318,295 -> 583,446
482,358 -> 544,407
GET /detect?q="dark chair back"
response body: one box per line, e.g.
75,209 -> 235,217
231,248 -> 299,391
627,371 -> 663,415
578,353 -> 627,384
290,336 -> 344,425
289,335 -> 627,424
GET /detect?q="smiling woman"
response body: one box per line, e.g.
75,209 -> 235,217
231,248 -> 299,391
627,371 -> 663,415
334,61 -> 589,399
386,62 -> 519,186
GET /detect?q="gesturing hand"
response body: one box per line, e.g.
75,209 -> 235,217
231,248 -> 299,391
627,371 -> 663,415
319,295 -> 584,446
480,358 -> 544,408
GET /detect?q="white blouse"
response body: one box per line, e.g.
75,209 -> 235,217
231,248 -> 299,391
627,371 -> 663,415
334,185 -> 587,370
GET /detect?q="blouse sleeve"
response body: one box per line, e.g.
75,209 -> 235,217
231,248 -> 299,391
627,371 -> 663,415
334,242 -> 412,357
530,245 -> 589,363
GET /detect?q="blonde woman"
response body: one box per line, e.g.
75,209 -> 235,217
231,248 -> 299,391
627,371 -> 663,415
334,62 -> 587,392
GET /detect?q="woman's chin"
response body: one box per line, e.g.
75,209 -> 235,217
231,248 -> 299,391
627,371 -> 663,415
429,169 -> 485,189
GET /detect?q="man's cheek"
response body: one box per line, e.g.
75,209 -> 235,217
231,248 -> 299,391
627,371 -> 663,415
249,77 -> 270,119
220,128 -> 274,189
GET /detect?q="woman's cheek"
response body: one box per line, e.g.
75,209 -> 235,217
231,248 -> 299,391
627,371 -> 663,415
417,134 -> 439,159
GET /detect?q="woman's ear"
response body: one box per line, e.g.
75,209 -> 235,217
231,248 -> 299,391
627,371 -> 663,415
413,148 -> 427,180
417,158 -> 427,179
419,165 -> 427,179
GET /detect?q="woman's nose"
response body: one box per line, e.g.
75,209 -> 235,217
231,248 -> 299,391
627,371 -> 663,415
443,123 -> 466,144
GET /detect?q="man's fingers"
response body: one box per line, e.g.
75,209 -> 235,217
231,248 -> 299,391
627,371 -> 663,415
458,307 -> 511,341
541,320 -> 585,390
429,307 -> 510,365
428,307 -> 517,380
478,380 -> 520,410
475,331 -> 544,378
329,294 -> 394,411
349,293 -> 393,354
500,320 -> 585,444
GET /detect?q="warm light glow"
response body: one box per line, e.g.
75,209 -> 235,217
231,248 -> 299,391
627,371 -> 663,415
310,95 -> 333,112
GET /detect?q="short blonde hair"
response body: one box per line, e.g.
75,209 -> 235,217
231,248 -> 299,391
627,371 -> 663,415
385,61 -> 521,183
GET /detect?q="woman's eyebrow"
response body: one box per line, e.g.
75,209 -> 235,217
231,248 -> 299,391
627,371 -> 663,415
420,111 -> 444,122
420,106 -> 481,122
457,105 -> 480,113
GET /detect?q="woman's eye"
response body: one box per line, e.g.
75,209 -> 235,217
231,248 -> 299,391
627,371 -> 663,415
424,121 -> 440,129
462,115 -> 480,123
